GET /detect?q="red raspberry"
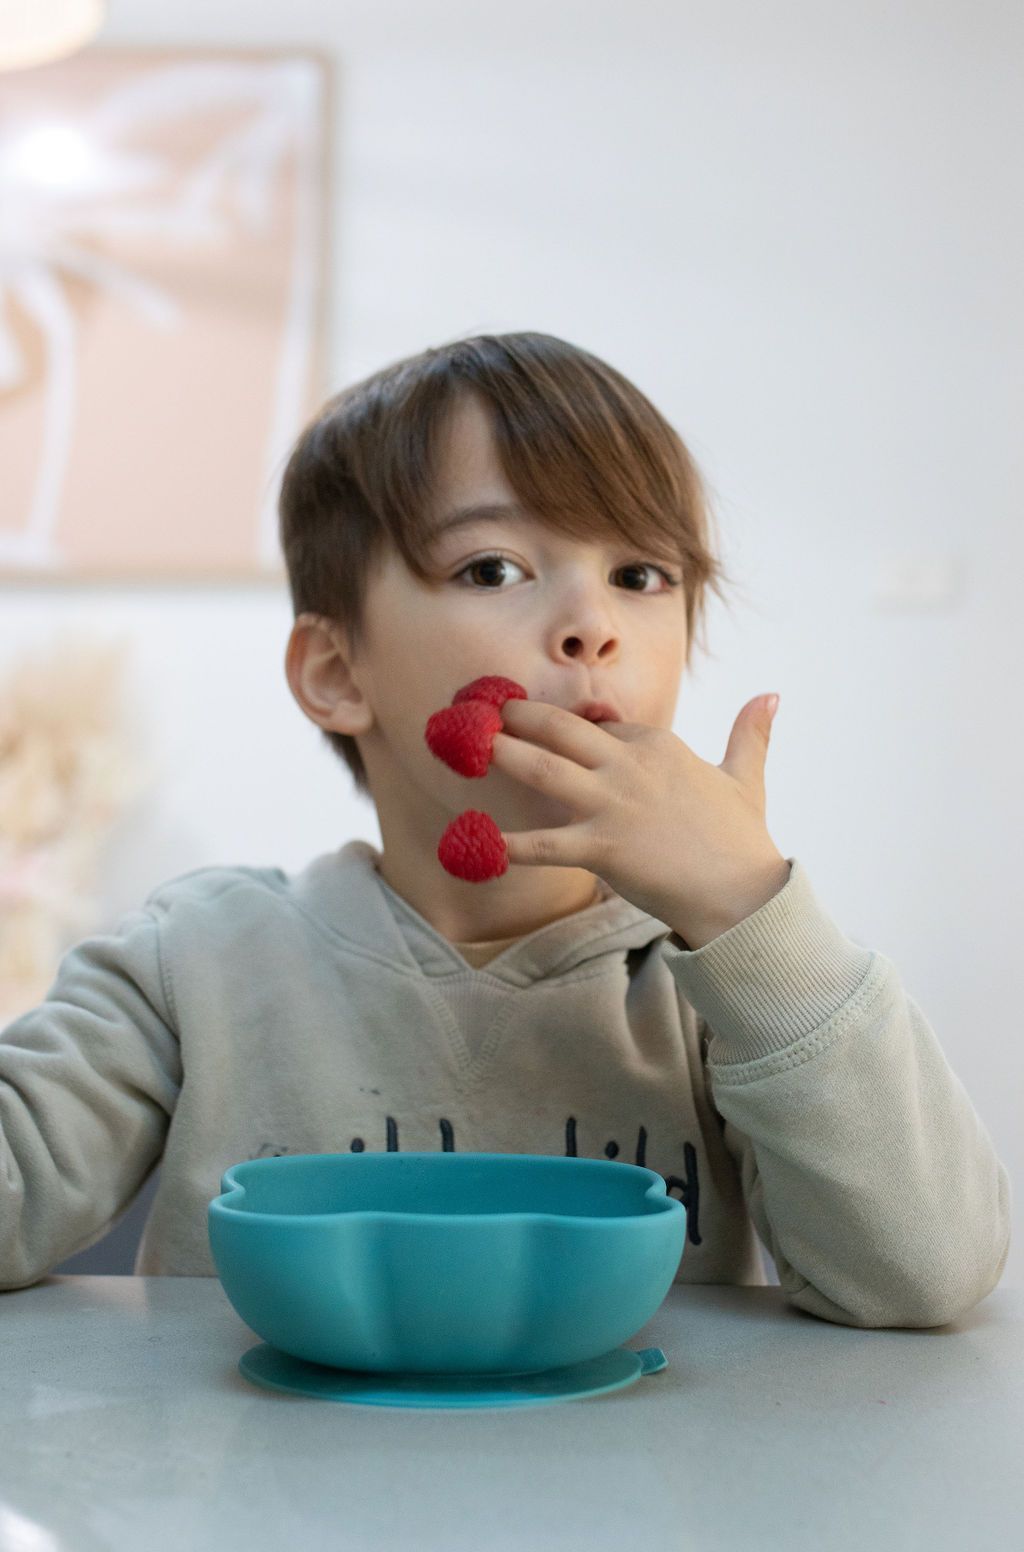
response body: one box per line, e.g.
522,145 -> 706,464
437,811 -> 509,881
452,676 -> 528,712
425,700 -> 504,778
426,676 -> 528,881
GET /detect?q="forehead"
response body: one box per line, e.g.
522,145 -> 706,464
430,393 -> 569,552
431,392 -> 512,508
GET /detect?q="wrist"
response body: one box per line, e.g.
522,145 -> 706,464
670,854 -> 791,950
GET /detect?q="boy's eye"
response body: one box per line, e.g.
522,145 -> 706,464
452,552 -> 681,593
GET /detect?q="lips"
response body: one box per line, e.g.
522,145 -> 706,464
571,701 -> 621,723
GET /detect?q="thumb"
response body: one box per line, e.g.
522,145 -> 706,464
720,694 -> 779,783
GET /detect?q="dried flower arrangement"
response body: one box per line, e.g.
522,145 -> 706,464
0,633 -> 154,1025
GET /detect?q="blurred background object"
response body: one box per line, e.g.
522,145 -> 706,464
0,46 -> 329,580
0,631 -> 153,1025
0,0 -> 106,73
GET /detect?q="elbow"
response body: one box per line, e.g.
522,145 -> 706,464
784,1223 -> 1012,1331
0,1261 -> 53,1294
915,1221 -> 1013,1329
782,1164 -> 1012,1331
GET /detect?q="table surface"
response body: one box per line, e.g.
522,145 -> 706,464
0,1276 -> 1020,1551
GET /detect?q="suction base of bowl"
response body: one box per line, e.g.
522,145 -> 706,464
238,1342 -> 668,1409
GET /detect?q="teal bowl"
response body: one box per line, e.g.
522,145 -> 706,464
208,1151 -> 687,1375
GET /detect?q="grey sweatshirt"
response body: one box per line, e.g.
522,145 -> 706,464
0,840 -> 1011,1326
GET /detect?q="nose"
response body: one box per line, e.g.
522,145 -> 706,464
555,608 -> 620,664
559,631 -> 618,662
548,571 -> 621,665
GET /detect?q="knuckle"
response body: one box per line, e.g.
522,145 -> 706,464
587,821 -> 611,866
530,831 -> 557,863
532,748 -> 559,785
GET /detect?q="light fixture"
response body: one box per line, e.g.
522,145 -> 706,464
0,0 -> 106,73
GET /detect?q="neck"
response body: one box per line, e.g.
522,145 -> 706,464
374,851 -> 604,943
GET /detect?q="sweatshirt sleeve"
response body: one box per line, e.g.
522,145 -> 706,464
661,858 -> 1012,1329
0,904 -> 182,1291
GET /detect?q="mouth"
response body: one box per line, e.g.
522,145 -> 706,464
571,701 -> 621,723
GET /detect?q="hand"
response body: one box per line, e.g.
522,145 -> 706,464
491,694 -> 790,948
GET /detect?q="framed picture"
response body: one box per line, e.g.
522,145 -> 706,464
0,45 -> 332,582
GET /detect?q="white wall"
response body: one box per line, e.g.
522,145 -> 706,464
4,0 -> 1021,1286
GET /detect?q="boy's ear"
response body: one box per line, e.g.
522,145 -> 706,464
284,613 -> 375,736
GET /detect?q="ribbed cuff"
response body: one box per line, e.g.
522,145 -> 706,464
659,857 -> 877,1065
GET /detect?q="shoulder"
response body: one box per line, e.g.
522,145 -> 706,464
141,862 -> 293,924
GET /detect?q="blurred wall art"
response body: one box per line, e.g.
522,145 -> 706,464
0,46 -> 331,581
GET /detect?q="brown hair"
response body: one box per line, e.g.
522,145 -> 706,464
278,330 -> 740,799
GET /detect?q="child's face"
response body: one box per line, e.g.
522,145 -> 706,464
288,390 -> 689,931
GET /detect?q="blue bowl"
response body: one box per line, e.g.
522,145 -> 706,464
208,1151 -> 687,1375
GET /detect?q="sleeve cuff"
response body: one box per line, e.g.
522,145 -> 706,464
659,857 -> 877,1064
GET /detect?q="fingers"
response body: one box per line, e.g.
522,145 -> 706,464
502,827 -> 569,867
502,816 -> 601,868
498,699 -> 612,770
490,730 -> 601,810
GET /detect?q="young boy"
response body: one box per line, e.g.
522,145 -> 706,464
0,332 -> 1010,1326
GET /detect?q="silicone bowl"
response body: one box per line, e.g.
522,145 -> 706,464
208,1151 -> 687,1375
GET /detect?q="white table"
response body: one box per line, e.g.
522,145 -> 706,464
1,1276 -> 1020,1550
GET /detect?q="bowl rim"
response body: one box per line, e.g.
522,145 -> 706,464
207,1150 -> 688,1229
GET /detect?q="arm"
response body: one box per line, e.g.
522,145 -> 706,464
663,858 -> 1011,1328
0,906 -> 181,1291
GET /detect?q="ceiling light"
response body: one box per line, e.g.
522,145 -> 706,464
0,0 -> 106,73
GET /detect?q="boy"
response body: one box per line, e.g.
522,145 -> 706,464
0,332 -> 1010,1325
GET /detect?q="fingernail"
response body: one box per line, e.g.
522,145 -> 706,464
765,694 -> 780,718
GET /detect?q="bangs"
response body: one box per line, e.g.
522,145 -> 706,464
372,336 -> 713,585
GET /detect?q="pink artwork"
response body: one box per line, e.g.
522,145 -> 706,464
0,47 -> 331,581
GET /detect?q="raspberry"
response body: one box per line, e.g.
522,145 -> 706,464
425,700 -> 504,778
437,810 -> 509,881
452,676 -> 528,712
426,676 -> 528,882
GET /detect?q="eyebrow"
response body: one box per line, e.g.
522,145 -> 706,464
426,501 -> 684,570
426,502 -> 533,540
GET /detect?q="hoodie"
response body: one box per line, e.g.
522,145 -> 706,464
0,840 -> 1010,1326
